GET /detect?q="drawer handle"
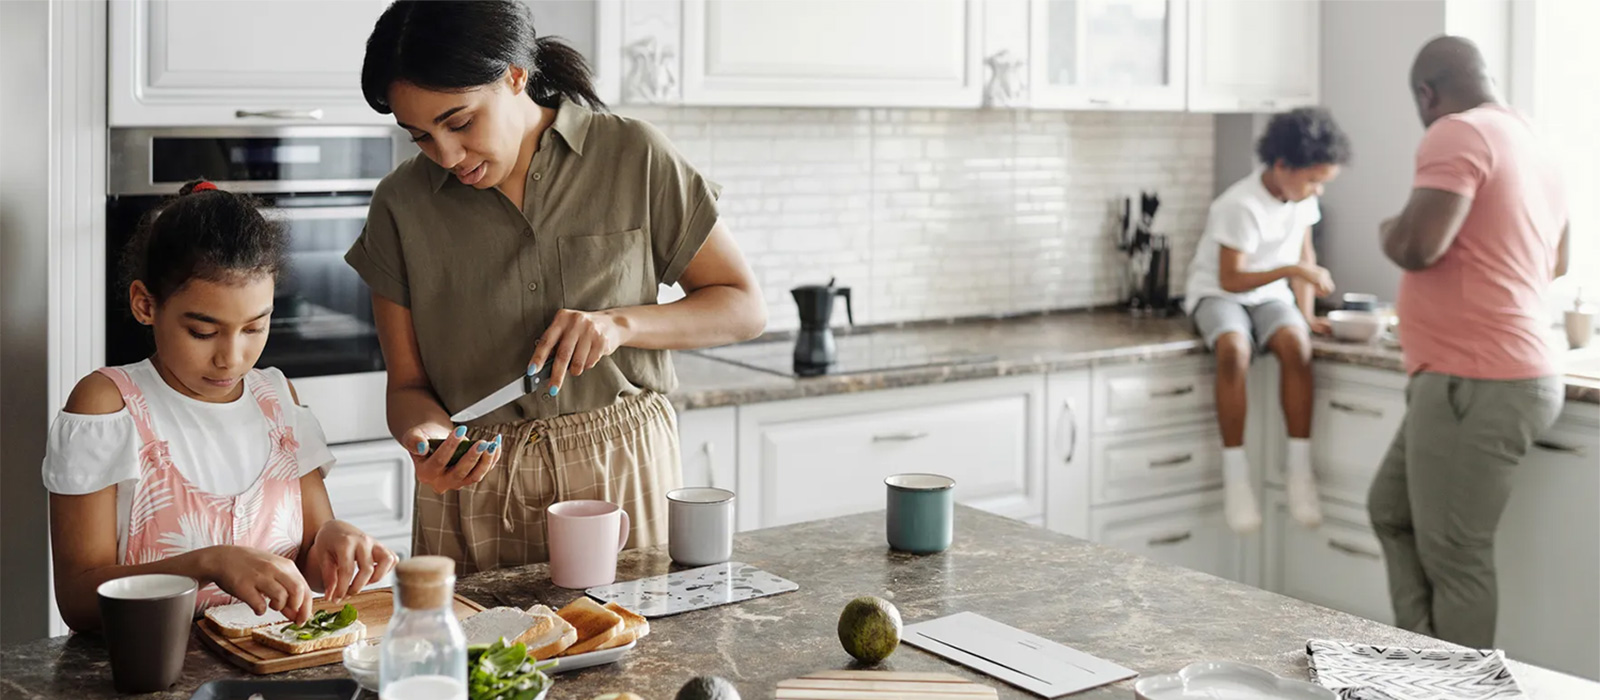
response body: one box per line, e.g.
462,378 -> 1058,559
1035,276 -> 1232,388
1060,399 -> 1079,464
702,441 -> 717,489
235,108 -> 325,120
1327,539 -> 1381,560
873,431 -> 929,443
1149,453 -> 1194,468
1088,98 -> 1113,106
1329,401 -> 1384,418
1148,531 -> 1193,546
1150,385 -> 1196,399
1533,440 -> 1584,455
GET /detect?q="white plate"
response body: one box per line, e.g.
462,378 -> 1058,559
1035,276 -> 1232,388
1136,661 -> 1337,700
545,641 -> 637,674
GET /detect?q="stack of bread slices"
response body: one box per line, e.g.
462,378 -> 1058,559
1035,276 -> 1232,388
460,598 -> 649,660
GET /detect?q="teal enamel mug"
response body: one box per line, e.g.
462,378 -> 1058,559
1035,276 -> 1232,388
885,473 -> 955,553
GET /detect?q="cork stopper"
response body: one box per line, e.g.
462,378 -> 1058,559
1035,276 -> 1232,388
394,556 -> 456,610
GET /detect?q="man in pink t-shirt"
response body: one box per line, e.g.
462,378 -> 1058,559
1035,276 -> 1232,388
1368,36 -> 1570,648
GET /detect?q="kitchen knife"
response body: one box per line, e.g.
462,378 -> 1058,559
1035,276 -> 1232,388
450,364 -> 554,424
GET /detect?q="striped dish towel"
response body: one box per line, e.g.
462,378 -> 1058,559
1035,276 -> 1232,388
1305,639 -> 1527,700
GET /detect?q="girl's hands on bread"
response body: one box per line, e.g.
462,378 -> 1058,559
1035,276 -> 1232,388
308,520 -> 396,604
200,546 -> 314,625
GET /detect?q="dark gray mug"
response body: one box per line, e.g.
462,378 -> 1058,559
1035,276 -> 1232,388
886,473 -> 956,553
97,574 -> 198,693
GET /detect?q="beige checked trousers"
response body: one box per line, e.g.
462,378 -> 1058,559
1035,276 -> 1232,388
412,391 -> 682,575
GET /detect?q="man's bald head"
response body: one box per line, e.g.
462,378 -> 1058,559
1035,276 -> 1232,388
1409,35 -> 1498,127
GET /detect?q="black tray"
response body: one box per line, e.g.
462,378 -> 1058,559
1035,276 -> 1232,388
189,679 -> 361,700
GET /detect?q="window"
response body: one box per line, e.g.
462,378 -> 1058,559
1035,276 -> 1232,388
1527,0 -> 1600,309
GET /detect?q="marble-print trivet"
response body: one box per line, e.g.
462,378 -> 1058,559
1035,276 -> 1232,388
584,562 -> 798,618
1306,639 -> 1527,700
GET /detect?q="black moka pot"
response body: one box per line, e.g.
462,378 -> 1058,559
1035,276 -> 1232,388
791,277 -> 853,376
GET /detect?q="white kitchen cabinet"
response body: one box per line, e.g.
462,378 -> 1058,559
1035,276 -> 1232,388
1028,0 -> 1189,110
325,439 -> 415,540
1090,489 -> 1243,581
1263,490 -> 1393,625
1265,364 -> 1406,505
1092,356 -> 1215,433
1091,424 -> 1223,505
736,376 -> 1046,530
111,0 -> 620,126
1186,0 -> 1320,112
1495,404 -> 1600,680
676,406 -> 737,494
1045,371 -> 1093,538
680,0 -> 984,107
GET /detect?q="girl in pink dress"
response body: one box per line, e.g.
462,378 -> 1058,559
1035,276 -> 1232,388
44,181 -> 395,632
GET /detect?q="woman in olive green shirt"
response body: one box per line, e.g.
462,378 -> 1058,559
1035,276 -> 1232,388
348,0 -> 765,573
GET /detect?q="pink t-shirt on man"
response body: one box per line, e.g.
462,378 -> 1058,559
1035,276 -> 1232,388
1398,105 -> 1567,380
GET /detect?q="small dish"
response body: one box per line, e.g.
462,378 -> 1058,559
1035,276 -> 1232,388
1328,310 -> 1384,343
546,641 -> 637,674
1134,660 -> 1336,700
341,638 -> 380,692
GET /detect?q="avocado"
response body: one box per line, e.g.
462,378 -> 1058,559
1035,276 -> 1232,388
426,438 -> 477,468
675,676 -> 740,700
837,596 -> 902,664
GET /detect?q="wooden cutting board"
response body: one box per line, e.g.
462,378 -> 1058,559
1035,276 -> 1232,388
776,670 -> 999,699
196,588 -> 486,675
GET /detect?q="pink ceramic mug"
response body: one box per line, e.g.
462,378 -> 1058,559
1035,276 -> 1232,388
547,500 -> 631,589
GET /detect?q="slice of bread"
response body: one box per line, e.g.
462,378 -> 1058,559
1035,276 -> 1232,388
204,602 -> 289,639
460,606 -> 546,647
251,620 -> 367,655
595,602 -> 650,651
522,605 -> 578,660
555,597 -> 624,657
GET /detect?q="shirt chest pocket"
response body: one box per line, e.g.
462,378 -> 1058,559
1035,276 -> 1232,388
557,228 -> 651,312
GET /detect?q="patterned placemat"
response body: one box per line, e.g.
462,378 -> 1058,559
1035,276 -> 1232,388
1306,639 -> 1527,700
585,562 -> 798,618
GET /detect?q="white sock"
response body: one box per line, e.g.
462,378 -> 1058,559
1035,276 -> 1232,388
1286,438 -> 1323,528
1222,447 -> 1261,534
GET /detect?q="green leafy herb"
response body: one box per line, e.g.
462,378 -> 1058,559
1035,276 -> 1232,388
466,638 -> 555,700
281,603 -> 359,641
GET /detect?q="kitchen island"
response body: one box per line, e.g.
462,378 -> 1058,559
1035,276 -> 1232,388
3,508 -> 1595,699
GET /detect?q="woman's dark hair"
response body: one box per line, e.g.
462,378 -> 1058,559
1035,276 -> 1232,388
1256,107 -> 1353,169
120,180 -> 287,304
360,0 -> 605,113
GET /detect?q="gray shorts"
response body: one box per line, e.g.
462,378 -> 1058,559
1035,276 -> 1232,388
1191,297 -> 1308,352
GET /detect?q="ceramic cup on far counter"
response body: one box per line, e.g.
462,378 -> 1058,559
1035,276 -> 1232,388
97,573 -> 198,693
1567,307 -> 1595,349
667,487 -> 736,567
886,473 -> 956,554
547,500 -> 631,589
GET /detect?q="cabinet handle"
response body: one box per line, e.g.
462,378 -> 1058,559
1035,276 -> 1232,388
1329,400 -> 1384,418
1150,385 -> 1196,399
873,431 -> 929,442
235,108 -> 325,120
1148,531 -> 1193,546
1088,98 -> 1114,106
701,441 -> 717,489
1533,440 -> 1584,455
1060,399 -> 1079,464
1149,453 -> 1194,468
1327,539 -> 1381,560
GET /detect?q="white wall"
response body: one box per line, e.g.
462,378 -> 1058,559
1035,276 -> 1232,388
622,106 -> 1216,331
0,0 -> 55,645
1317,0 -> 1447,302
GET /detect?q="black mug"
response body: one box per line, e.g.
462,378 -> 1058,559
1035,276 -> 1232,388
97,574 -> 198,692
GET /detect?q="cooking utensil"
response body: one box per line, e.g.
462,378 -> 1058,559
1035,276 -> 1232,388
449,363 -> 554,424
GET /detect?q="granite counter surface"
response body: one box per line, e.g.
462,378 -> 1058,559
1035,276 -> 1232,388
5,508 -> 1595,699
668,312 -> 1600,409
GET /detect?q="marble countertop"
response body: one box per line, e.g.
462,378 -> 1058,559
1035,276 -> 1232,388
4,508 -> 1594,699
668,311 -> 1600,409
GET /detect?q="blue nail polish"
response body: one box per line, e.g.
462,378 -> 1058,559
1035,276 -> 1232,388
415,441 -> 428,455
549,385 -> 560,397
487,441 -> 498,454
476,440 -> 488,453
454,425 -> 467,438
527,362 -> 541,377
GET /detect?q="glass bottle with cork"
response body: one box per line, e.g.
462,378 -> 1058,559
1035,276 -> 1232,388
381,555 -> 467,700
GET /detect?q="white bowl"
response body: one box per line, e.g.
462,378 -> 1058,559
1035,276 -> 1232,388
342,638 -> 380,692
1328,310 -> 1383,343
1135,660 -> 1337,700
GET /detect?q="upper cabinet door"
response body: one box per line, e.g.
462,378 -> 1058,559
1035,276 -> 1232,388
1187,0 -> 1320,113
679,0 -> 984,108
111,0 -> 621,127
1028,0 -> 1189,110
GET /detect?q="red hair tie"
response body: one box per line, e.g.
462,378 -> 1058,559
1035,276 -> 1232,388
191,181 -> 218,193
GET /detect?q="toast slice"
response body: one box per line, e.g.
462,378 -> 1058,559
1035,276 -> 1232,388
555,597 -> 624,656
251,620 -> 367,655
204,602 -> 289,640
460,606 -> 551,647
595,601 -> 650,651
523,605 -> 579,660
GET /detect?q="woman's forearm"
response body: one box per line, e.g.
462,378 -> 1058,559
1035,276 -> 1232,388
387,385 -> 453,442
607,282 -> 767,351
56,549 -> 216,633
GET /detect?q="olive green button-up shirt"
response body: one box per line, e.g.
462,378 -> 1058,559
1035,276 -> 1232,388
346,100 -> 721,425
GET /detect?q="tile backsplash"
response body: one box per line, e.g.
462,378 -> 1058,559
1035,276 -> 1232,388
620,106 -> 1215,332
